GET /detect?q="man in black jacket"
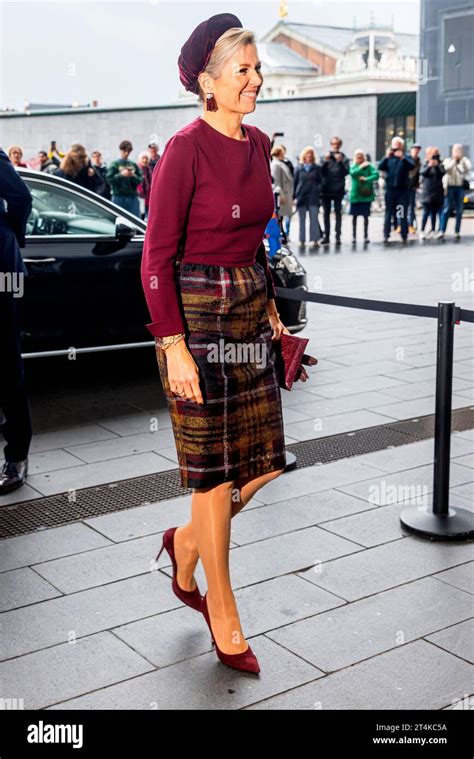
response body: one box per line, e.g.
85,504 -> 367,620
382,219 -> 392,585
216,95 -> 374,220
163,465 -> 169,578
0,148 -> 33,494
378,137 -> 414,243
320,136 -> 350,245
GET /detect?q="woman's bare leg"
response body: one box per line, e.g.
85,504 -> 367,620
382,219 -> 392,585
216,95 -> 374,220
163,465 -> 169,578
173,468 -> 284,592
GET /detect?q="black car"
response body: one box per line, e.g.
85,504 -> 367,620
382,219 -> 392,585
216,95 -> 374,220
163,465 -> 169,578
463,170 -> 474,210
17,169 -> 307,356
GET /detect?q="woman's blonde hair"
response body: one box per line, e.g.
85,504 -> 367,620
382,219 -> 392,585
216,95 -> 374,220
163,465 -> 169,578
196,27 -> 257,102
425,146 -> 440,159
271,145 -> 284,159
8,145 -> 23,158
299,145 -> 318,164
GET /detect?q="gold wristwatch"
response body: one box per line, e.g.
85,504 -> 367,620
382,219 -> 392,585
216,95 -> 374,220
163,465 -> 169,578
155,333 -> 185,351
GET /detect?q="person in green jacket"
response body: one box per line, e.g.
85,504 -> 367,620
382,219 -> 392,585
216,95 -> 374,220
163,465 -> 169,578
349,150 -> 379,243
106,140 -> 142,217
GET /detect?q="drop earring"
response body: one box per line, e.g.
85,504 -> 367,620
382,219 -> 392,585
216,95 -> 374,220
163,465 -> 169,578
205,92 -> 218,112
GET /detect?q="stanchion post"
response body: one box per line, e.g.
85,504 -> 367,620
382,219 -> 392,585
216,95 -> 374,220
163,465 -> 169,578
400,301 -> 474,539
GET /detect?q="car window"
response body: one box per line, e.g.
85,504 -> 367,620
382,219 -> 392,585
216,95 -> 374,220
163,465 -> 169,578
26,180 -> 117,236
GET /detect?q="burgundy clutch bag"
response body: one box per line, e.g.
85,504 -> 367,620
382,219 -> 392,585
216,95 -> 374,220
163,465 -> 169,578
273,333 -> 318,390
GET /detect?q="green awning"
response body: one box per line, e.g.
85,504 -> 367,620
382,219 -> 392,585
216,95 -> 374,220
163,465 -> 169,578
377,92 -> 416,118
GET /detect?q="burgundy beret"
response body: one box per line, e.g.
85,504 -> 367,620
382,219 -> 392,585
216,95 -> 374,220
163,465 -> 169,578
178,13 -> 243,95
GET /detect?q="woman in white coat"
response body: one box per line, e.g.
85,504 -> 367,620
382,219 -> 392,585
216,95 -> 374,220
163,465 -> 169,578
271,145 -> 294,240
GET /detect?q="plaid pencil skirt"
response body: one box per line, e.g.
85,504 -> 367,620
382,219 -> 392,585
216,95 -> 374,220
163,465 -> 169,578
155,261 -> 287,489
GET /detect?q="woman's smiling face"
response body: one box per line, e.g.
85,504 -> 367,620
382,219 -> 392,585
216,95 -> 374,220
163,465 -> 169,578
200,43 -> 263,115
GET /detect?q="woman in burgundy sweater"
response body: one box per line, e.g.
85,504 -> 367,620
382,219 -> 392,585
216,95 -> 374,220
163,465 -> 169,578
141,14 -> 307,675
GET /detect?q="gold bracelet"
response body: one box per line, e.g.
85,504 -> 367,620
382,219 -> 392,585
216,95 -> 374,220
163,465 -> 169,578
155,333 -> 185,351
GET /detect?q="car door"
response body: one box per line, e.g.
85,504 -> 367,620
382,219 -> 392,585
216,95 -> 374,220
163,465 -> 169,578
20,175 -> 149,353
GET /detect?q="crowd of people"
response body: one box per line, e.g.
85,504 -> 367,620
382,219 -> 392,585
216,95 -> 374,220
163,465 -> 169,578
6,133 -> 472,244
270,135 -> 471,246
7,140 -> 161,220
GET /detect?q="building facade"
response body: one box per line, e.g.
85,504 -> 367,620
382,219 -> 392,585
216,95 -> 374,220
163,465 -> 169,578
417,0 -> 474,157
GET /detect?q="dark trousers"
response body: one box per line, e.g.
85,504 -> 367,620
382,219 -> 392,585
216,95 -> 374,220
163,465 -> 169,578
0,291 -> 32,462
384,189 -> 409,240
322,193 -> 343,240
407,189 -> 417,229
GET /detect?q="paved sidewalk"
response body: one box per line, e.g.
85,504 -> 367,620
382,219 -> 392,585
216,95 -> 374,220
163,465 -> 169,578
0,435 -> 472,709
0,229 -> 472,709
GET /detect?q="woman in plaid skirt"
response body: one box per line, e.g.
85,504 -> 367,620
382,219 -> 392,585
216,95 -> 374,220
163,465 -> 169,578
141,14 -> 309,674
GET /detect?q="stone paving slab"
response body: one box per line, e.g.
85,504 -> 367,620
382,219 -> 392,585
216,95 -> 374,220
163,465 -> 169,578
336,462 -> 473,505
284,409 -> 399,442
32,534 -> 166,594
369,395 -> 470,420
309,375 -> 411,399
46,635 -> 322,711
285,390 -> 417,418
243,458 -> 387,505
0,631 -> 154,710
354,437 -> 473,474
64,430 -> 177,464
0,572 -> 177,660
83,494 -> 194,542
244,640 -> 473,710
95,411 -> 173,436
426,619 -> 474,664
112,575 -> 345,669
0,483 -> 43,506
433,562 -> 474,595
229,489 -> 380,546
266,577 -> 473,672
28,448 -> 86,475
449,482 -> 474,501
163,524 -> 364,592
319,502 -> 412,547
455,453 -> 474,469
371,377 -> 473,401
26,451 -> 175,496
0,567 -> 62,611
0,523 -> 113,573
298,536 -> 473,602
29,424 -> 119,454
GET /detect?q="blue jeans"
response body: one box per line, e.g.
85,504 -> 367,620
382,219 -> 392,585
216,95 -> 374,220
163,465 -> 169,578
440,186 -> 464,234
384,189 -> 409,240
112,194 -> 140,218
407,189 -> 417,229
298,203 -> 321,242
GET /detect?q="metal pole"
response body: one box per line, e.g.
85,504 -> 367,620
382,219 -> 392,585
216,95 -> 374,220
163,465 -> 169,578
433,302 -> 454,515
400,302 -> 474,539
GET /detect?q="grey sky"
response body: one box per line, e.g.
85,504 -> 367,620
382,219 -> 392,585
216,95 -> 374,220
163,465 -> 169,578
1,0 -> 420,111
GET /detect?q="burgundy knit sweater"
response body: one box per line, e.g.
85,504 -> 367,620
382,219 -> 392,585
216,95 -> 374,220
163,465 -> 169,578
140,115 -> 276,338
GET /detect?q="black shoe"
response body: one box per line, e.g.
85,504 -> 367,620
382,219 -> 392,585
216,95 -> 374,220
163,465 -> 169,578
401,238 -> 408,244
0,459 -> 28,495
335,237 -> 341,245
320,237 -> 330,246
384,237 -> 390,243
364,237 -> 370,243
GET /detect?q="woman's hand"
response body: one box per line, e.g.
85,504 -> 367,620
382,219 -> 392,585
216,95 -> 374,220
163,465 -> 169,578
266,302 -> 310,383
266,300 -> 287,340
159,340 -> 204,404
268,310 -> 290,341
